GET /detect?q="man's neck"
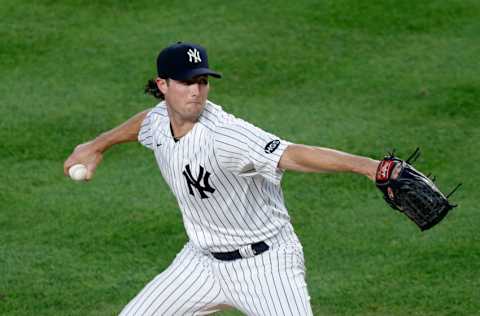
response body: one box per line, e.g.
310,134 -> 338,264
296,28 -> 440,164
169,118 -> 195,140
165,101 -> 205,140
168,111 -> 196,140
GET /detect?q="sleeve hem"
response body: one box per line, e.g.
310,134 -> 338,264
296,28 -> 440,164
263,140 -> 292,185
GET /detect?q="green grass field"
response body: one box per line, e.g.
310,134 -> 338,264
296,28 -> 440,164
1,1 -> 479,315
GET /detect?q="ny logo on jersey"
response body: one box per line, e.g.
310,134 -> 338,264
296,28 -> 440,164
183,164 -> 215,199
187,48 -> 202,63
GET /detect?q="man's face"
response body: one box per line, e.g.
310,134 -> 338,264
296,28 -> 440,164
156,75 -> 210,122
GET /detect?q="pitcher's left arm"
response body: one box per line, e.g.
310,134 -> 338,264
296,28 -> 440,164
278,144 -> 379,181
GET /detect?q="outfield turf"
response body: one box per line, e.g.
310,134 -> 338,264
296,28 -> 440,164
1,1 -> 479,315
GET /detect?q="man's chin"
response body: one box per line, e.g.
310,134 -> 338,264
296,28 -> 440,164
185,103 -> 205,118
181,110 -> 203,123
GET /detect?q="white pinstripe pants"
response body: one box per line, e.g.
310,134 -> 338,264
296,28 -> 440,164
119,225 -> 313,316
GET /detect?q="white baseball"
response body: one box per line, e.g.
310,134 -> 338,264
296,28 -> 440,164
68,164 -> 88,181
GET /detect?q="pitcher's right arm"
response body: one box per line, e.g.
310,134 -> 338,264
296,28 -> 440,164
63,109 -> 151,180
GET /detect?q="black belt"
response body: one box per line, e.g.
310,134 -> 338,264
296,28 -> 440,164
211,241 -> 269,261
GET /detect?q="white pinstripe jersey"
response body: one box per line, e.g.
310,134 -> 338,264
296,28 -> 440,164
138,100 -> 291,252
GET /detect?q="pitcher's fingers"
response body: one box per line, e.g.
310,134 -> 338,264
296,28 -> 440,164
85,163 -> 96,181
85,154 -> 103,181
85,169 -> 93,181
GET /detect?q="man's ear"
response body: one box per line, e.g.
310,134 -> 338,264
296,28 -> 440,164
156,78 -> 168,94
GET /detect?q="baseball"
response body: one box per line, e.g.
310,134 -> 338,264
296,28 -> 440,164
68,164 -> 88,181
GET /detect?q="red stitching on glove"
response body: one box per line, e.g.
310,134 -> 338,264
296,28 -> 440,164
376,160 -> 395,182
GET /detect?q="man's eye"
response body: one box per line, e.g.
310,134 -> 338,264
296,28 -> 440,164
181,78 -> 207,85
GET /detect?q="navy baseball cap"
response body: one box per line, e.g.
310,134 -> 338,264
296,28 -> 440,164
156,42 -> 222,80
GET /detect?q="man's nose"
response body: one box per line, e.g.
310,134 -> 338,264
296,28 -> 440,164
189,83 -> 200,95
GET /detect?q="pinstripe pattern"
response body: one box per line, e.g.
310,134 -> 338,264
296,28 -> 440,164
138,101 -> 291,252
213,224 -> 312,316
131,100 -> 313,315
119,225 -> 312,316
119,244 -> 225,316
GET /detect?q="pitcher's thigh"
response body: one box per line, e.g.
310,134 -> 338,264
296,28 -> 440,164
218,244 -> 313,316
119,246 -> 224,316
260,246 -> 313,316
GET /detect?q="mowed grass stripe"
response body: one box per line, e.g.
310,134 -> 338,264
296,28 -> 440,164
1,1 -> 479,315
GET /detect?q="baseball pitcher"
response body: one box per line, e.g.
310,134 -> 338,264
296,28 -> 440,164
64,42 -> 458,315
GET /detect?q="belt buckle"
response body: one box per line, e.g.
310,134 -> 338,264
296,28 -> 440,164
238,244 -> 256,259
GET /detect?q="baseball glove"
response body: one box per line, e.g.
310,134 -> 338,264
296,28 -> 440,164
376,148 -> 461,231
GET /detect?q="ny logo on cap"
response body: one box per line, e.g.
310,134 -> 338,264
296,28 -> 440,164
187,48 -> 202,63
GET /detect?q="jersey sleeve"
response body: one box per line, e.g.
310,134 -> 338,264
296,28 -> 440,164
213,118 -> 291,185
138,104 -> 167,150
138,109 -> 157,150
